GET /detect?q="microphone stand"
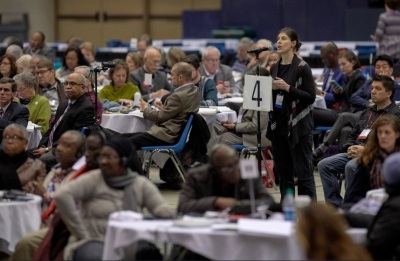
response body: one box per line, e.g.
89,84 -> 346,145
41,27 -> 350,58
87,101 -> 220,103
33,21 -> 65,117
254,51 -> 262,178
91,65 -> 109,124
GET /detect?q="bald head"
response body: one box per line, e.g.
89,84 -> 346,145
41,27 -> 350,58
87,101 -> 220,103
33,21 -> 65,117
143,47 -> 161,73
320,42 -> 339,68
209,144 -> 241,184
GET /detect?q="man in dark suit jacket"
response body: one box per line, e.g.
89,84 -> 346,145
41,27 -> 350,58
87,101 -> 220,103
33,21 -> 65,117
129,47 -> 171,101
0,77 -> 29,143
200,46 -> 237,95
32,73 -> 95,169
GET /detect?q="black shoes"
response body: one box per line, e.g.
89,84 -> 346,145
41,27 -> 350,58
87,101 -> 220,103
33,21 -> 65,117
313,147 -> 325,161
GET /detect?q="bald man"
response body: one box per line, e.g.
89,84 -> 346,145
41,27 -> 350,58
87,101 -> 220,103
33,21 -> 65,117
31,73 -> 95,170
178,144 -> 275,215
129,46 -> 171,101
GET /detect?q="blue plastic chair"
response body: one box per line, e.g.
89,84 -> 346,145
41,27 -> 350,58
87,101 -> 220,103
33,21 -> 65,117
232,144 -> 277,190
141,114 -> 194,181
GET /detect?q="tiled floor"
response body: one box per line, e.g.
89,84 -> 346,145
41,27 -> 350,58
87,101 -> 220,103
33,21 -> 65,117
150,166 -> 335,210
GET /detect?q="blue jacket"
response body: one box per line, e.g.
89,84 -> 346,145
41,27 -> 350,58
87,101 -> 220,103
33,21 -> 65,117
350,79 -> 373,112
322,66 -> 346,108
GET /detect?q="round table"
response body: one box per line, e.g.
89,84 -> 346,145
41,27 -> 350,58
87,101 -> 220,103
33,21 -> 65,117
0,194 -> 42,254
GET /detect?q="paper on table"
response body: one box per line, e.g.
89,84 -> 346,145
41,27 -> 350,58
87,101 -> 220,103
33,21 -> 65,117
238,218 -> 293,237
199,107 -> 218,115
129,110 -> 144,118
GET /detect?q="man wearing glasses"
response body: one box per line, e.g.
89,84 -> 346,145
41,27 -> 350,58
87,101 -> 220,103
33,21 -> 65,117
35,59 -> 67,122
0,77 -> 29,143
31,73 -> 95,170
129,46 -> 171,101
200,46 -> 237,96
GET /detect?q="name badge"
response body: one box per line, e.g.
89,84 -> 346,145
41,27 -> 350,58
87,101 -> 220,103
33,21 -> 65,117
358,128 -> 371,140
275,94 -> 284,109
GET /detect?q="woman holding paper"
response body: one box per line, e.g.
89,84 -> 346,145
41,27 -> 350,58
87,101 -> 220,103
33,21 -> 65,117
99,59 -> 140,105
267,27 -> 316,200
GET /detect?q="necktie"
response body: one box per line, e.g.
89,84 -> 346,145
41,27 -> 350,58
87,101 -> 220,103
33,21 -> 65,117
0,108 -> 3,119
48,101 -> 72,147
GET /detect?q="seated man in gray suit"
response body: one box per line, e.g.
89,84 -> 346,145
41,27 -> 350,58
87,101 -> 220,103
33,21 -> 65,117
129,46 -> 171,101
0,77 -> 29,143
23,31 -> 56,62
200,46 -> 237,96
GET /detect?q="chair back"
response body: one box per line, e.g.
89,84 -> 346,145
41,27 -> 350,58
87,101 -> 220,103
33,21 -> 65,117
173,114 -> 194,152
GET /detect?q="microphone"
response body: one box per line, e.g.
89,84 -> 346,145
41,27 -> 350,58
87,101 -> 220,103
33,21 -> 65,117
247,46 -> 273,54
101,61 -> 116,68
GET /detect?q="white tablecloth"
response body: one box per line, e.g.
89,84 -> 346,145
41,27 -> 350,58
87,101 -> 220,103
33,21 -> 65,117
313,95 -> 327,109
0,194 -> 42,254
27,122 -> 42,149
101,113 -> 153,134
103,219 -> 305,260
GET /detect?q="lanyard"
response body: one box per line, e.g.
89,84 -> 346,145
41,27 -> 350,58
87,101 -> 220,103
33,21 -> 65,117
366,111 -> 385,129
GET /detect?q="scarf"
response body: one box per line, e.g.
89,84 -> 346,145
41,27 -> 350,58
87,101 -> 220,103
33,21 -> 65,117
370,148 -> 390,189
103,170 -> 138,211
0,150 -> 28,191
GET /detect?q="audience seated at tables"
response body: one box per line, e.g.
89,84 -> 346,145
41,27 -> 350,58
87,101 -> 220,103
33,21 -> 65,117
9,130 -> 91,261
297,203 -> 371,260
0,124 -> 46,194
200,46 -> 237,96
316,42 -> 347,108
56,46 -> 90,81
54,136 -> 174,261
313,49 -> 366,127
318,75 -> 400,208
35,58 -> 67,120
183,54 -> 218,106
99,59 -> 140,105
343,115 -> 400,205
367,152 -> 400,260
0,53 -> 17,79
6,44 -> 23,60
31,73 -> 95,170
74,66 -> 103,124
129,46 -> 171,101
178,144 -> 275,215
313,54 -> 395,161
13,73 -> 51,135
15,54 -> 32,74
125,51 -> 143,73
23,31 -> 56,62
0,77 -> 29,143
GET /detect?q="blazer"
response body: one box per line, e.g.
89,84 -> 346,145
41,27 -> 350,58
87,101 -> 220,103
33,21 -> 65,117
129,67 -> 171,101
39,94 -> 95,147
144,83 -> 200,143
0,101 -> 29,142
199,63 -> 237,93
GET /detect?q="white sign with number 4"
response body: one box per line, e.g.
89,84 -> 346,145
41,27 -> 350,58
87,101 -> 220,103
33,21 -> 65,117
243,75 -> 273,111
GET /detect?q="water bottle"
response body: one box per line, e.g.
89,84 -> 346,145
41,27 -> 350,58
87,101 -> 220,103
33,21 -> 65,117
133,92 -> 141,107
282,188 -> 295,222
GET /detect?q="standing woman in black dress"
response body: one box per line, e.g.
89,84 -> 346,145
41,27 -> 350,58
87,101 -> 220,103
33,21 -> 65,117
267,27 -> 317,200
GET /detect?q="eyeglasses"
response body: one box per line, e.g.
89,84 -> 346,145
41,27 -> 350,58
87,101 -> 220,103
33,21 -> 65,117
3,134 -> 25,142
0,62 -> 10,66
0,87 -> 12,93
216,162 -> 240,173
62,81 -> 85,87
205,58 -> 219,63
35,69 -> 51,76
